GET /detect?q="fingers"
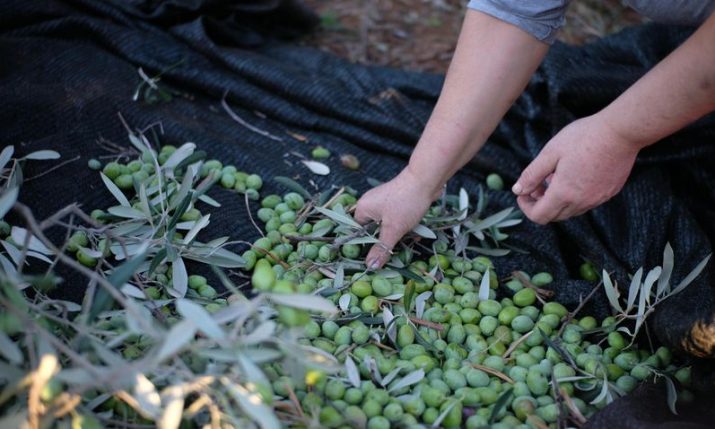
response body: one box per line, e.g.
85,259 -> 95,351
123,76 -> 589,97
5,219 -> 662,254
353,201 -> 374,225
517,191 -> 567,225
512,152 -> 558,196
365,221 -> 404,270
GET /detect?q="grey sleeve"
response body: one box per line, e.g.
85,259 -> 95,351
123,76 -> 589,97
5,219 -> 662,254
467,0 -> 570,44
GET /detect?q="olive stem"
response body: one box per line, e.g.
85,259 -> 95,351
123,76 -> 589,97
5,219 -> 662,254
408,316 -> 445,332
555,281 -> 603,338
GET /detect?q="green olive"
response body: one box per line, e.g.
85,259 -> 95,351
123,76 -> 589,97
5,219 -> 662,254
325,379 -> 347,400
341,244 -> 361,259
543,302 -> 568,318
526,369 -> 549,396
511,315 -> 535,333
319,406 -> 343,428
311,146 -> 331,159
198,285 -> 217,299
479,315 -> 498,336
76,248 -> 98,267
371,276 -> 393,297
352,324 -> 370,344
188,274 -> 207,290
350,280 -> 372,298
251,259 -> 275,291
102,161 -> 121,179
486,173 -> 504,191
531,272 -> 553,286
360,295 -> 379,313
513,288 -> 536,307
498,306 -> 520,325
579,262 -> 599,281
114,174 -> 133,190
397,324 -> 415,348
477,299 -> 502,317
382,402 -> 403,422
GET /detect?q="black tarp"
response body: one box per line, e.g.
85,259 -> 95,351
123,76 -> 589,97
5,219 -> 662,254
1,0 -> 714,427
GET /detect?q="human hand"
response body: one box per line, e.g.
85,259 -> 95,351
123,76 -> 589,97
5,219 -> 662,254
354,167 -> 440,270
512,114 -> 643,224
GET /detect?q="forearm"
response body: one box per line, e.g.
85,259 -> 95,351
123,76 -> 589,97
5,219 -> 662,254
599,12 -> 715,149
407,9 -> 549,197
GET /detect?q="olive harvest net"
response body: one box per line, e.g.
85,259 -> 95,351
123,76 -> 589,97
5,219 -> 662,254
1,0 -> 715,427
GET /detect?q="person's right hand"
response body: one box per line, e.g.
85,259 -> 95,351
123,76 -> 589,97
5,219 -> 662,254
354,167 -> 440,270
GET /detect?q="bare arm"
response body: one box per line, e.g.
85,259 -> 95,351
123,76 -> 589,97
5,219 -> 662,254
513,11 -> 715,224
408,9 -> 549,197
601,13 -> 715,147
355,9 -> 549,269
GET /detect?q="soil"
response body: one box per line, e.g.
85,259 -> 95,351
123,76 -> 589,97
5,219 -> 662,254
300,0 -> 644,74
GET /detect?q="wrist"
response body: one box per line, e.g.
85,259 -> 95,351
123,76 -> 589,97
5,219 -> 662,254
402,164 -> 445,202
593,110 -> 652,152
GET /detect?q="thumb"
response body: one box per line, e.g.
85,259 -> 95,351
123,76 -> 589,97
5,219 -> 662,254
365,219 -> 404,270
512,151 -> 558,195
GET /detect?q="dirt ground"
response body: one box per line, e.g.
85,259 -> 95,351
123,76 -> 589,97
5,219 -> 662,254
300,0 -> 644,74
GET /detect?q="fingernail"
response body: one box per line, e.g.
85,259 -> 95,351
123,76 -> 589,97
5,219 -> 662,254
512,183 -> 522,194
368,259 -> 380,270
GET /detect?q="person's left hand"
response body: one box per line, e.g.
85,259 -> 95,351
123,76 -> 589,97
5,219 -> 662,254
511,114 -> 643,224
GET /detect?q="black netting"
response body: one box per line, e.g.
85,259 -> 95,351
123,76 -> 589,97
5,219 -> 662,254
1,0 -> 714,427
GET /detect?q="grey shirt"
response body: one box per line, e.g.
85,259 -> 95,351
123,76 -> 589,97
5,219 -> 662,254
467,0 -> 715,43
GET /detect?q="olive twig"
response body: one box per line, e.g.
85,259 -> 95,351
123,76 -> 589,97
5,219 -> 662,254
556,281 -> 603,338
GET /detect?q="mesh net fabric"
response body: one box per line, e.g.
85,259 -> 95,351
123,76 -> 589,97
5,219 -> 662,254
1,0 -> 714,426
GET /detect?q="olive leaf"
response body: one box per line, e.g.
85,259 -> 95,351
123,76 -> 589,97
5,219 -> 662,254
388,368 -> 424,393
0,145 -> 14,172
11,227 -> 53,255
0,331 -> 23,365
415,291 -> 432,319
267,293 -> 338,314
274,176 -> 312,199
403,281 -> 415,313
100,172 -> 131,207
671,253 -> 711,296
458,188 -> 469,221
242,321 -> 276,345
664,375 -> 679,415
182,214 -> 210,244
478,268 -> 491,301
431,398 -> 461,429
657,243 -> 674,297
602,270 -> 622,313
333,263 -> 345,290
0,187 -> 18,219
169,257 -> 188,298
314,206 -> 361,229
237,354 -> 270,387
224,380 -> 281,429
176,299 -> 225,340
22,150 -> 60,160
411,224 -> 437,240
489,387 -> 513,424
154,320 -> 197,363
108,206 -> 147,220
383,307 -> 397,344
338,294 -> 351,312
378,367 -> 402,389
344,236 -> 380,245
301,160 -> 330,176
626,267 -> 643,313
468,246 -> 510,257
162,143 -> 196,176
344,355 -> 361,388
590,371 -> 613,405
132,374 -> 162,419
